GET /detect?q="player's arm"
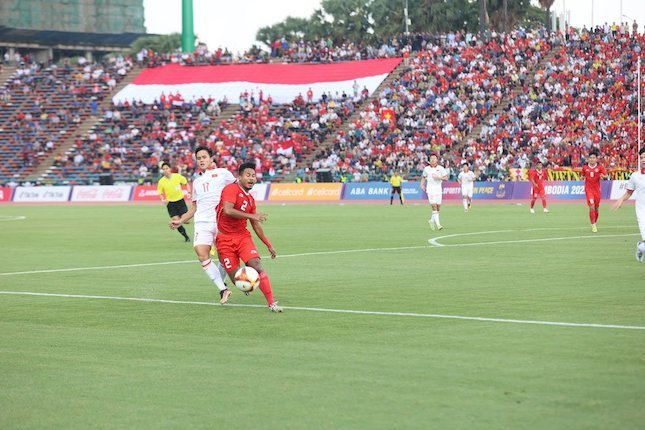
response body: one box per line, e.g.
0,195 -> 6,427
157,182 -> 167,205
612,188 -> 634,210
420,173 -> 426,191
440,169 -> 448,181
250,219 -> 277,259
221,201 -> 267,222
180,175 -> 192,199
170,200 -> 197,228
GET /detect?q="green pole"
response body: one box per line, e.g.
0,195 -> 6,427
181,0 -> 195,53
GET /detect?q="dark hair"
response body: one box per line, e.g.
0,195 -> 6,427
194,145 -> 213,157
589,149 -> 600,157
640,147 -> 645,156
161,162 -> 170,169
238,162 -> 256,175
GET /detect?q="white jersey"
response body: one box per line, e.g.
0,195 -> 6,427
191,167 -> 236,224
458,171 -> 476,190
627,171 -> 645,214
422,165 -> 447,194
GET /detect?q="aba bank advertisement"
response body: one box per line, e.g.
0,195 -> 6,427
0,187 -> 12,203
511,181 -> 611,200
268,183 -> 342,201
12,186 -> 71,202
250,183 -> 269,201
71,185 -> 133,202
343,182 -> 425,200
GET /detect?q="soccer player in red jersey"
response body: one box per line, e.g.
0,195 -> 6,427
528,160 -> 549,213
215,162 -> 282,313
581,149 -> 609,232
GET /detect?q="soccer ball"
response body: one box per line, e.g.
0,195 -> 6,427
234,266 -> 260,292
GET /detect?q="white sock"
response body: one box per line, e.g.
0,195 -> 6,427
434,212 -> 441,226
201,259 -> 226,291
463,198 -> 468,209
217,262 -> 228,281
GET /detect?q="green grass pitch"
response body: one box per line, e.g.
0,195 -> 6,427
0,202 -> 644,429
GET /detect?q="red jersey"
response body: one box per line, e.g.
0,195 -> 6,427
581,164 -> 607,190
216,183 -> 255,236
528,169 -> 546,189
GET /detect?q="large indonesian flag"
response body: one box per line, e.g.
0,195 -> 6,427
113,58 -> 402,105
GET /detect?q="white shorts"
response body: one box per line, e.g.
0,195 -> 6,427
462,188 -> 473,198
193,222 -> 217,247
427,193 -> 442,205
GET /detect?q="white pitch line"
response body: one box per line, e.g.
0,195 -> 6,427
429,233 -> 639,247
0,227 -> 639,276
0,246 -> 432,276
1,291 -> 644,331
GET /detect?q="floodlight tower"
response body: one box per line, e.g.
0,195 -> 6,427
181,0 -> 195,53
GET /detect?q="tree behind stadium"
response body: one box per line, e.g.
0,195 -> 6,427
256,0 -> 545,49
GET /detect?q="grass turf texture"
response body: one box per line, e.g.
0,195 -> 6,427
0,203 -> 643,429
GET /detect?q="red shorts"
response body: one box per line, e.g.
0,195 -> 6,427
216,234 -> 260,272
585,188 -> 601,207
531,186 -> 545,199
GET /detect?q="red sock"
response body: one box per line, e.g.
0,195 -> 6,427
541,199 -> 547,208
258,272 -> 275,306
594,209 -> 599,224
589,211 -> 595,224
530,199 -> 536,208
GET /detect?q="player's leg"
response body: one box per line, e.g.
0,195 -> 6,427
636,212 -> 645,263
462,192 -> 468,211
242,238 -> 282,312
433,202 -> 443,230
530,189 -> 537,213
540,189 -> 548,212
390,188 -> 394,205
196,229 -> 229,302
398,187 -> 403,205
171,200 -> 191,241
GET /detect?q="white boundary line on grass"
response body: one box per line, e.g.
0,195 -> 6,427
1,290 -> 644,331
0,215 -> 26,221
0,227 -> 639,276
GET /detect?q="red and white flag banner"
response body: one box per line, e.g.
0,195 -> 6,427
113,58 -> 402,105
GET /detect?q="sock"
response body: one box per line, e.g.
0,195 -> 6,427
217,262 -> 228,281
258,271 -> 275,306
201,259 -> 226,291
399,195 -> 403,205
541,199 -> 547,209
431,211 -> 438,223
463,198 -> 468,210
177,225 -> 189,239
594,208 -> 599,223
530,199 -> 536,208
390,196 -> 393,205
589,210 -> 595,224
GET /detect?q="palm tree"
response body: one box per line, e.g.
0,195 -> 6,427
539,0 -> 556,31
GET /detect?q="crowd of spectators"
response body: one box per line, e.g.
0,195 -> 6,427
462,24 -> 644,180
304,28 -> 554,182
0,54 -> 133,184
2,24 -> 644,186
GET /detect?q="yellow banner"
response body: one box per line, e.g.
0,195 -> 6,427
268,183 -> 343,201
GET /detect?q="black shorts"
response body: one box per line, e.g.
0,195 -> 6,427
166,199 -> 188,218
391,186 -> 402,194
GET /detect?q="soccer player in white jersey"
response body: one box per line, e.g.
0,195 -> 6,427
171,146 -> 236,301
612,148 -> 645,262
457,163 -> 477,212
420,153 -> 448,230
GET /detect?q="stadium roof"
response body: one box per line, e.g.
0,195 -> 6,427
0,25 -> 147,50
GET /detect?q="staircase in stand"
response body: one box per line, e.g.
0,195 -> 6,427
26,65 -> 143,182
452,47 -> 558,157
